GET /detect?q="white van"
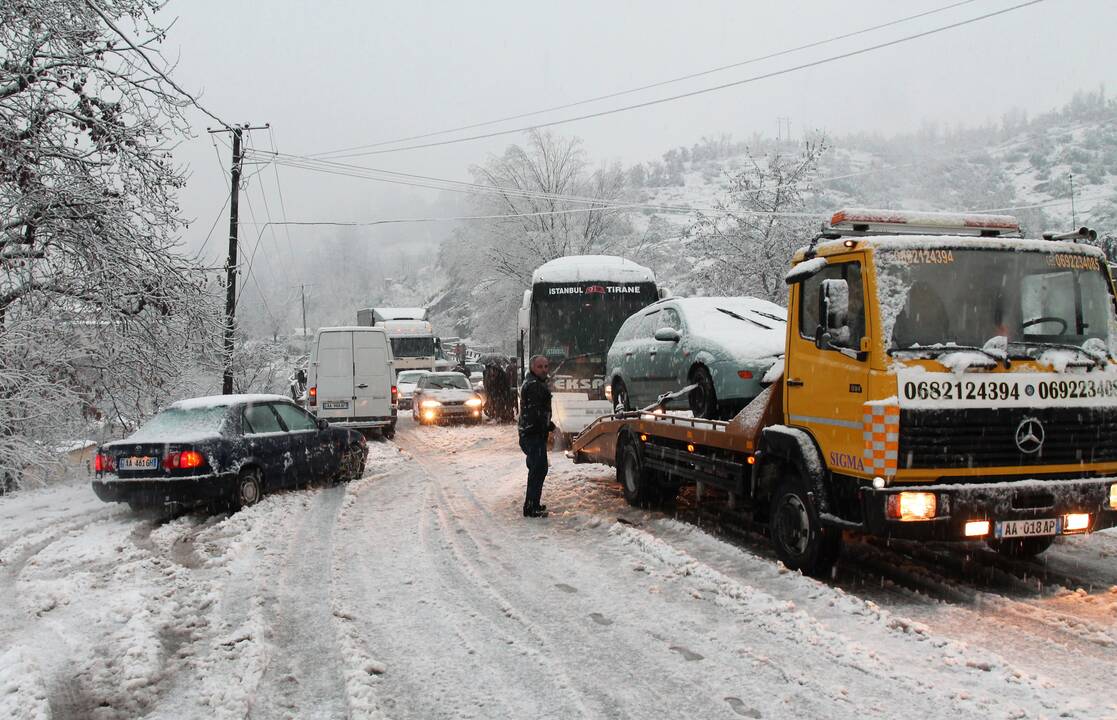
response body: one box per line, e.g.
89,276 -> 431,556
307,326 -> 397,439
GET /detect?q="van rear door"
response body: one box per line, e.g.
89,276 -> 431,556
354,331 -> 390,418
316,330 -> 355,420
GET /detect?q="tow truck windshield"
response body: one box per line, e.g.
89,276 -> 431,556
877,247 -> 1117,360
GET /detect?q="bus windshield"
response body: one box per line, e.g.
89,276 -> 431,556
530,281 -> 659,393
876,247 -> 1117,360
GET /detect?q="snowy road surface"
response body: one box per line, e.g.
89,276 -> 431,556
2,418 -> 1116,719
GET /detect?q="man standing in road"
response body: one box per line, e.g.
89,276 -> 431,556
518,355 -> 553,518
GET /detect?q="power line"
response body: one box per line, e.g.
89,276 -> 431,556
267,128 -> 300,269
312,0 -> 982,158
315,0 -> 1045,159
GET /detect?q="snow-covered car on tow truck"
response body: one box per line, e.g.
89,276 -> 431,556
92,394 -> 368,511
606,296 -> 786,419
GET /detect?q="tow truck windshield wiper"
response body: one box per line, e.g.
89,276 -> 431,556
1007,340 -> 1108,368
888,344 -> 1010,369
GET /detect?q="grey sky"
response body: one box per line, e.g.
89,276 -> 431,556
164,0 -> 1117,261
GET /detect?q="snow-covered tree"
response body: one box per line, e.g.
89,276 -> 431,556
1,0 -> 216,488
686,135 -> 829,303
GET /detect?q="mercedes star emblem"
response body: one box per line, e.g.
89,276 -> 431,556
1014,417 -> 1045,454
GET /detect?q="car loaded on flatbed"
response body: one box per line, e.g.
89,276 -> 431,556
570,209 -> 1117,576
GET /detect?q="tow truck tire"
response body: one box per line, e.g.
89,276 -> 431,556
768,472 -> 841,577
688,366 -> 719,420
986,535 -> 1055,558
618,436 -> 658,507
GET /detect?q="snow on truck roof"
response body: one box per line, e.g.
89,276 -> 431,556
531,255 -> 655,285
371,307 -> 427,321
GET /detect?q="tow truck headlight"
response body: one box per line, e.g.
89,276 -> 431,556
1063,513 -> 1090,533
886,492 -> 937,521
465,397 -> 483,408
420,399 -> 442,409
1109,483 -> 1117,510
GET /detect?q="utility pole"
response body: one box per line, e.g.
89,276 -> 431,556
301,283 -> 308,355
1069,172 -> 1077,228
208,123 -> 269,395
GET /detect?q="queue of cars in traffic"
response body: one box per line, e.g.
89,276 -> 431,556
92,290 -> 784,513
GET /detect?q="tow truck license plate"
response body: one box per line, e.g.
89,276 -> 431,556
322,400 -> 349,409
119,456 -> 159,471
995,518 -> 1060,539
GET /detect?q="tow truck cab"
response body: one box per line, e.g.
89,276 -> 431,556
779,209 -> 1117,551
570,208 -> 1117,577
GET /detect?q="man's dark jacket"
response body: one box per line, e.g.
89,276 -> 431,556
518,371 -> 553,437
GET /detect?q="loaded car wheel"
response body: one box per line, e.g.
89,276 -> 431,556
233,467 -> 263,510
985,535 -> 1055,558
612,379 -> 632,412
617,434 -> 660,507
768,469 -> 841,577
338,444 -> 366,482
688,365 -> 719,420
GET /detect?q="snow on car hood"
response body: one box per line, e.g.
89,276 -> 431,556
681,297 -> 786,361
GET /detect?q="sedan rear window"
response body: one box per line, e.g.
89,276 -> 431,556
130,406 -> 229,442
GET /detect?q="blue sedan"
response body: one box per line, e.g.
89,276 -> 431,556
92,394 -> 367,511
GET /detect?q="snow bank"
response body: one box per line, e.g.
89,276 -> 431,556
531,255 -> 655,284
0,648 -> 50,720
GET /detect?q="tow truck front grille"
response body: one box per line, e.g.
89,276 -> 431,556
899,408 -> 1117,469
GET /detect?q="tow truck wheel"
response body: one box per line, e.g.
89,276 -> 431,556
618,436 -> 657,507
768,472 -> 841,577
688,366 -> 719,420
986,535 -> 1055,558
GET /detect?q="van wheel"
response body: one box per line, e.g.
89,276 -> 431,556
688,366 -> 719,419
233,468 -> 263,510
618,435 -> 658,507
613,379 -> 632,412
986,535 -> 1055,558
383,423 -> 396,440
768,471 -> 841,577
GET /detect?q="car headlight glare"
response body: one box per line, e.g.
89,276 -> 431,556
465,397 -> 483,408
1109,482 -> 1117,510
421,399 -> 442,409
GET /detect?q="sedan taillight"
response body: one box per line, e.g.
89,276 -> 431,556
163,450 -> 206,470
94,452 -> 115,473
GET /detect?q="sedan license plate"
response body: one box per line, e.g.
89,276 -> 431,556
119,455 -> 159,471
322,400 -> 349,410
995,517 -> 1060,539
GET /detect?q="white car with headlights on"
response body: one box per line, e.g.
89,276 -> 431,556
412,372 -> 484,425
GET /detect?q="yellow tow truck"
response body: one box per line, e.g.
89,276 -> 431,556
570,209 -> 1117,576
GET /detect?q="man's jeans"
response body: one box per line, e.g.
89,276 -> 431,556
519,433 -> 548,509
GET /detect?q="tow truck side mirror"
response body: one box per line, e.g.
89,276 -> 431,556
816,279 -> 850,350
